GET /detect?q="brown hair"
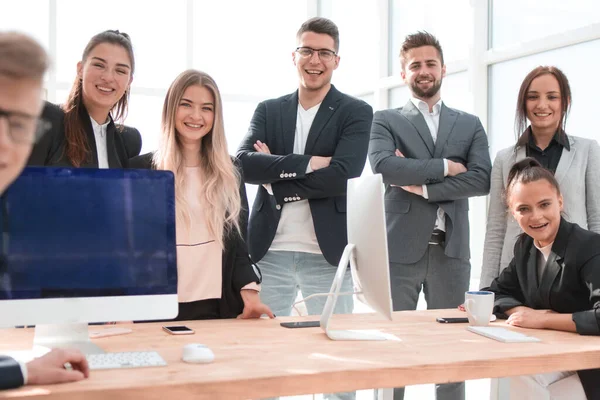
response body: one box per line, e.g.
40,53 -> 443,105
505,157 -> 561,207
400,31 -> 444,69
515,66 -> 571,148
62,30 -> 135,166
0,31 -> 49,82
296,17 -> 340,53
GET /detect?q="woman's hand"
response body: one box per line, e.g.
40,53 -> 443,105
506,307 -> 556,329
238,289 -> 275,319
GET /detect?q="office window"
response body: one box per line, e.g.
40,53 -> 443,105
0,0 -> 50,50
192,1 -> 308,97
389,0 -> 472,76
488,39 -> 600,157
222,100 -> 260,207
56,0 -> 187,88
388,85 -> 410,109
222,100 -> 258,155
357,92 -> 375,109
320,0 -> 380,94
491,0 -> 600,49
126,94 -> 165,154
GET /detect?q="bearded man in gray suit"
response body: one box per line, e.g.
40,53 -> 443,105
369,31 -> 492,400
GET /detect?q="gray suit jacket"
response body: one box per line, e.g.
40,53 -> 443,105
479,135 -> 600,288
369,100 -> 492,264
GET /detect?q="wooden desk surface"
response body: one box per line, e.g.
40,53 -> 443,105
2,309 -> 600,399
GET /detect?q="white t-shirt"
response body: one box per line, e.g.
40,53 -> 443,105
270,103 -> 322,254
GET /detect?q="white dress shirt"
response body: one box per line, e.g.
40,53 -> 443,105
17,360 -> 27,385
270,103 -> 321,254
89,116 -> 109,169
410,97 -> 447,232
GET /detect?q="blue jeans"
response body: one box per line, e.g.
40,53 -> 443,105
258,250 -> 353,317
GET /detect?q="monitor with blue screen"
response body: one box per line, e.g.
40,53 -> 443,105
0,167 -> 178,353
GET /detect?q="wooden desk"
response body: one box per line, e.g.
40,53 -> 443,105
2,309 -> 600,399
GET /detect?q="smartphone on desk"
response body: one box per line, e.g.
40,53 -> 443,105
162,325 -> 195,335
280,321 -> 320,329
436,317 -> 469,324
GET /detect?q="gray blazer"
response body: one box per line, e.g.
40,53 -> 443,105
479,135 -> 600,289
369,100 -> 492,264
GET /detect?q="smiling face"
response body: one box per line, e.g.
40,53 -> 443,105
525,73 -> 563,135
293,31 -> 339,93
401,45 -> 446,101
509,179 -> 563,247
77,42 -> 132,120
175,84 -> 215,146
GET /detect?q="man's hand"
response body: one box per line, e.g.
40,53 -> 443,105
447,160 -> 467,176
27,348 -> 90,385
238,290 -> 275,319
399,185 -> 424,196
309,156 -> 332,171
253,140 -> 271,155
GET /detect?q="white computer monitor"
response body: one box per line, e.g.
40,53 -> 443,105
320,173 -> 393,341
0,167 -> 178,353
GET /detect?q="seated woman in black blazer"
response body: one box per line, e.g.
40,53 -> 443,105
483,157 -> 600,399
27,30 -> 141,168
129,70 -> 273,320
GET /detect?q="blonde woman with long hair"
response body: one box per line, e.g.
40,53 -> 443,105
130,70 -> 273,320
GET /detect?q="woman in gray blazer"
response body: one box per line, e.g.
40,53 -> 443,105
480,66 -> 600,289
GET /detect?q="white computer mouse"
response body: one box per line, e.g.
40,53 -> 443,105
182,343 -> 215,364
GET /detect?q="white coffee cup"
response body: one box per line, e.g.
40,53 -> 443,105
464,291 -> 495,326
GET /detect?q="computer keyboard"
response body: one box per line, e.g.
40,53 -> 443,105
467,326 -> 541,343
86,351 -> 167,370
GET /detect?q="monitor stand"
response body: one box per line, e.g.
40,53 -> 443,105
34,323 -> 105,354
320,244 -> 388,341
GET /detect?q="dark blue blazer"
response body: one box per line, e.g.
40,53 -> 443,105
236,85 -> 373,266
0,356 -> 23,390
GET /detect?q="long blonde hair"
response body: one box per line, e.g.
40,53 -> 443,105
153,69 -> 241,248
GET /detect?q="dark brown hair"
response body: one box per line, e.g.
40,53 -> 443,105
296,17 -> 340,53
505,157 -> 561,207
62,30 -> 135,166
0,31 -> 49,82
400,31 -> 444,69
515,66 -> 571,148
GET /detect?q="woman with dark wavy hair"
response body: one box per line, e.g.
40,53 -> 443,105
28,30 -> 142,168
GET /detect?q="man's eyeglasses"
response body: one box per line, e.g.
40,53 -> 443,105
295,47 -> 337,62
0,107 -> 51,144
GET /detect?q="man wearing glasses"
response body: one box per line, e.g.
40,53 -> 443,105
0,31 -> 90,390
237,17 -> 372,326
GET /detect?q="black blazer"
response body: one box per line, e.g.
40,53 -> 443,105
236,85 -> 373,266
0,356 -> 23,390
27,101 -> 142,168
128,153 -> 260,319
485,218 -> 600,398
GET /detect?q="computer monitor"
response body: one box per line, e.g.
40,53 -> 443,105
320,173 -> 394,341
0,167 -> 178,353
